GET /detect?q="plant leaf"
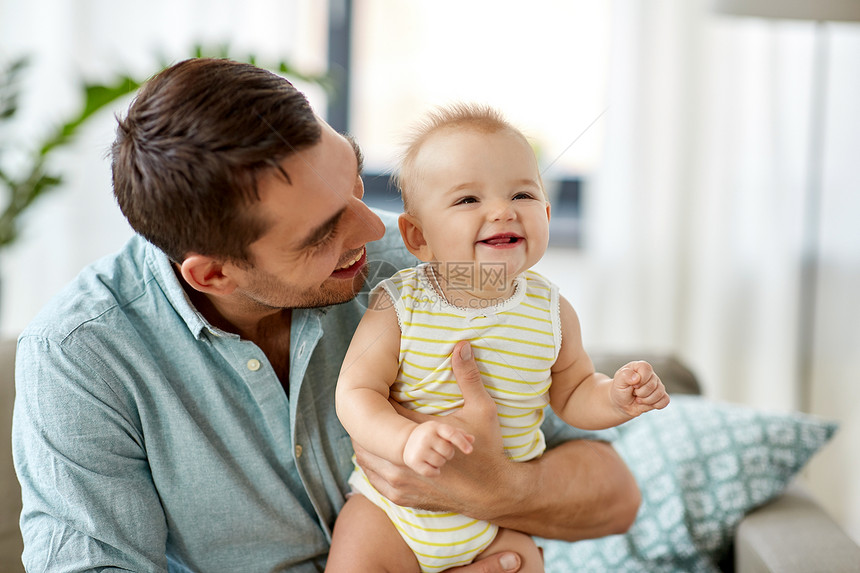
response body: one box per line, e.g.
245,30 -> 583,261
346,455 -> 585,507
39,75 -> 140,157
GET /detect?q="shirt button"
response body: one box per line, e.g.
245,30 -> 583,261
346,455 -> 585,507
295,444 -> 303,458
246,358 -> 261,372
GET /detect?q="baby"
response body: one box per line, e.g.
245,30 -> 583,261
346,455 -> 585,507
327,103 -> 669,572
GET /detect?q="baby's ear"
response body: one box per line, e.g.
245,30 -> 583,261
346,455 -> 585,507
398,213 -> 434,261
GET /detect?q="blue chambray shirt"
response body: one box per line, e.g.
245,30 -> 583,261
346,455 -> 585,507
12,210 -> 610,572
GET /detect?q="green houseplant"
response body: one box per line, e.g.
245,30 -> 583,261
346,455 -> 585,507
0,56 -> 141,247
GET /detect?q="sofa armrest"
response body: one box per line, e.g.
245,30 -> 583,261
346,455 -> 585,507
735,480 -> 860,573
0,338 -> 24,571
591,353 -> 702,396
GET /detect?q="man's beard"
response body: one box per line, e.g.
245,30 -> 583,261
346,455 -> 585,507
240,263 -> 370,311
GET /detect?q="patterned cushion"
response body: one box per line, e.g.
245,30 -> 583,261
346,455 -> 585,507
539,396 -> 837,572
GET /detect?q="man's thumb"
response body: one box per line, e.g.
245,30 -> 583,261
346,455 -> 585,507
496,552 -> 522,572
451,341 -> 491,407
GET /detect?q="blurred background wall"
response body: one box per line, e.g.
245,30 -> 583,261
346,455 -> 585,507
1,0 -> 858,545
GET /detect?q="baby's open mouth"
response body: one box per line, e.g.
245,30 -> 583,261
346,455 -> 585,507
480,234 -> 522,245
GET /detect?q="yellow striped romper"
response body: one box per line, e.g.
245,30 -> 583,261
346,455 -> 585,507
348,263 -> 562,572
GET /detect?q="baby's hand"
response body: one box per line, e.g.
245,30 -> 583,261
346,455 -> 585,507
611,361 -> 670,418
402,420 -> 475,477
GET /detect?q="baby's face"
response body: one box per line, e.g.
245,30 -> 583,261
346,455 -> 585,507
406,127 -> 550,288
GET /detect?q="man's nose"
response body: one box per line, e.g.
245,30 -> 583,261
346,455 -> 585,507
344,196 -> 385,248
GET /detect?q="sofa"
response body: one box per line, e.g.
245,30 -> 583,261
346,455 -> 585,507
2,339 -> 858,572
1,338 -> 24,572
587,354 -> 860,573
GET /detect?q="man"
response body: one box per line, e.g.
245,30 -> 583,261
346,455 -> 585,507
12,58 -> 639,572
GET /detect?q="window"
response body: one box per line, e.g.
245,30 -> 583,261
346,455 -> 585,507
344,0 -> 613,245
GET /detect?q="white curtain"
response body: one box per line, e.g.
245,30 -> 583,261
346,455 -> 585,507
578,0 -> 860,544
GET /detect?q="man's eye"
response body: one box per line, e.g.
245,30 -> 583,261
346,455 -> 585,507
311,227 -> 339,252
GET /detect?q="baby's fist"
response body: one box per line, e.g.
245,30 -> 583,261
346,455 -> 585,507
612,361 -> 670,417
403,421 -> 474,477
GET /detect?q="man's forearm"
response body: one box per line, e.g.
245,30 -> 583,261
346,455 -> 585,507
356,437 -> 640,541
481,440 -> 640,541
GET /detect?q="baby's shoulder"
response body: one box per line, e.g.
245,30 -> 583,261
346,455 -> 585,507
371,265 -> 428,313
380,265 -> 424,293
522,269 -> 558,294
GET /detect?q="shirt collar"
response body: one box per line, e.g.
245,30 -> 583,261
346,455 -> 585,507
143,239 -> 238,340
143,238 -> 336,341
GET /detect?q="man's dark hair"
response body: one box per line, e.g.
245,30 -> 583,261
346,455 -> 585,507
111,58 -> 322,263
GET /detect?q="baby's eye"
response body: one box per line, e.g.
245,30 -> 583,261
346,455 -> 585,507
513,192 -> 536,200
454,196 -> 478,205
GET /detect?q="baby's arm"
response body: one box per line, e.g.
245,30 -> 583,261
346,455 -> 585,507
548,295 -> 670,430
335,291 -> 474,477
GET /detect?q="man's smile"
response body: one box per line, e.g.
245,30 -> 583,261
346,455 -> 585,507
331,247 -> 366,277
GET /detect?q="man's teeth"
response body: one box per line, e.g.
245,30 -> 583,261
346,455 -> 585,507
336,249 -> 363,270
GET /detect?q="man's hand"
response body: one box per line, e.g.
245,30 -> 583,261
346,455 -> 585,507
445,551 -> 522,572
403,420 -> 475,477
354,340 -> 509,514
610,361 -> 670,418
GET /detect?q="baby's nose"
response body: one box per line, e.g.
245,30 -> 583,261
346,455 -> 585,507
488,200 -> 516,220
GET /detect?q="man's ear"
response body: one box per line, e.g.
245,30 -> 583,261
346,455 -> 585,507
179,254 -> 238,295
398,213 -> 434,261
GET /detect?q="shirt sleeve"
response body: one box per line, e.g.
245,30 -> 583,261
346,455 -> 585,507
12,335 -> 169,572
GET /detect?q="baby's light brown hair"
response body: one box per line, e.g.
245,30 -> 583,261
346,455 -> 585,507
395,103 -> 542,214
